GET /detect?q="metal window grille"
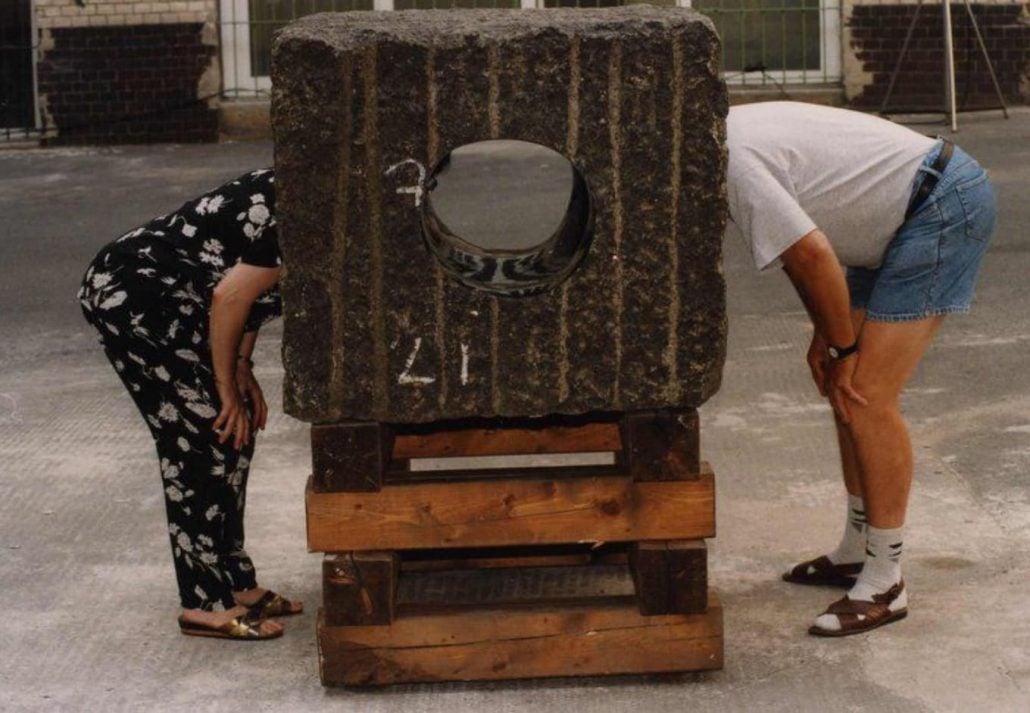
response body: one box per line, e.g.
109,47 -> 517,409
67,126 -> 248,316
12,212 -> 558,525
694,0 -> 842,85
221,0 -> 840,97
1,0 -> 47,142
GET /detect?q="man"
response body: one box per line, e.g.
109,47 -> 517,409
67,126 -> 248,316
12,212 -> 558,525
725,102 -> 996,636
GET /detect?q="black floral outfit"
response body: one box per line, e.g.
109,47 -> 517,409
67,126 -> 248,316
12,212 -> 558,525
79,169 -> 281,611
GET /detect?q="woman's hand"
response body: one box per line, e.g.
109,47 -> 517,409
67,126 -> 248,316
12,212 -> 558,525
807,332 -> 830,397
235,359 -> 268,432
212,378 -> 251,450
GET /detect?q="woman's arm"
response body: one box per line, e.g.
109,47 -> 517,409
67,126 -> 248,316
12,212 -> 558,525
209,263 -> 281,449
238,331 -> 258,360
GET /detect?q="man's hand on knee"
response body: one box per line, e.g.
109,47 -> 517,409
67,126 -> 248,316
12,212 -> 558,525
827,354 -> 867,424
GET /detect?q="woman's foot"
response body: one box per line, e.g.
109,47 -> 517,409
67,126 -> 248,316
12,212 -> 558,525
179,605 -> 284,638
234,587 -> 304,617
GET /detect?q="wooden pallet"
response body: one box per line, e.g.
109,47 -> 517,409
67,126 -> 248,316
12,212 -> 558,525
306,409 -> 723,686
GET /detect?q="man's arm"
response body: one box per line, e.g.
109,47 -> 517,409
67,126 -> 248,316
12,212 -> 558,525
780,229 -> 867,422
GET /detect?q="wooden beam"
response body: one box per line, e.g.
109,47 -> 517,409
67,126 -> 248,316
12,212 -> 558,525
311,422 -> 393,492
620,408 -> 700,480
323,552 -> 399,626
630,540 -> 707,616
400,543 -> 630,572
393,422 -> 621,459
317,592 -> 723,686
305,465 -> 714,552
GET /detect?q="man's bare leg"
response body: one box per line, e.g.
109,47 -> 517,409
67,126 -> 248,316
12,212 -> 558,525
825,310 -> 869,564
848,315 -> 944,528
812,314 -> 944,633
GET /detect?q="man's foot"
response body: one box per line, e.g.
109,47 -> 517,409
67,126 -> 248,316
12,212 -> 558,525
234,587 -> 304,617
808,580 -> 908,637
179,605 -> 284,640
782,555 -> 862,587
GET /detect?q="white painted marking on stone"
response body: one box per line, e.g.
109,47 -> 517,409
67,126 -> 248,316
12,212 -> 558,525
460,343 -> 470,386
385,158 -> 427,207
1004,424 -> 1030,433
397,337 -> 436,386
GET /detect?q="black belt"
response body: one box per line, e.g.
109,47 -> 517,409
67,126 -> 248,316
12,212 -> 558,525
905,139 -> 954,220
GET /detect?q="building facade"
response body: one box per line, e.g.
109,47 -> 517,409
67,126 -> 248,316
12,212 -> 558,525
1,0 -> 1027,144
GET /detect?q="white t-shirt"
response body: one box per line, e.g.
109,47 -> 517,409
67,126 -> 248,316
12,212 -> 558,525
725,102 -> 935,271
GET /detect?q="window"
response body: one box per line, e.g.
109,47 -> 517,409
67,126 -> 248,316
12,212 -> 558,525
693,0 -> 841,83
220,0 -> 840,95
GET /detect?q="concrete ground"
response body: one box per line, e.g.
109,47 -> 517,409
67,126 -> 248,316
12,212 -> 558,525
1,109 -> 1028,712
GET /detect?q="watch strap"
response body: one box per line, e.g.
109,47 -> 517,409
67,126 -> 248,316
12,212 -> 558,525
827,342 -> 859,360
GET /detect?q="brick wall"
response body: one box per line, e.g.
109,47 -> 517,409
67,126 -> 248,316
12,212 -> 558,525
33,0 -> 220,144
845,2 -> 1030,109
33,0 -> 214,29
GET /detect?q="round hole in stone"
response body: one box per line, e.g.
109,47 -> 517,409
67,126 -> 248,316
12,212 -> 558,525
421,139 -> 594,297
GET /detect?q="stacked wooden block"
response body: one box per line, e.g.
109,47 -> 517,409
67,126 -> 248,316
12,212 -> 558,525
307,410 -> 721,685
272,7 -> 729,685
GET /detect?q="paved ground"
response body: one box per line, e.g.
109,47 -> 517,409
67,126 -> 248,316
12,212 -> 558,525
1,109 -> 1028,712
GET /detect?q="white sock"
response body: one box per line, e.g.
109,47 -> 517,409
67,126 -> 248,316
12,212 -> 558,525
813,525 -> 906,632
827,493 -> 867,565
849,525 -> 904,601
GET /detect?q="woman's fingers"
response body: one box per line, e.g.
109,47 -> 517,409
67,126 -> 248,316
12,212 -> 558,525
214,406 -> 233,443
254,388 -> 268,430
243,377 -> 267,431
234,410 -> 249,450
212,404 -> 230,435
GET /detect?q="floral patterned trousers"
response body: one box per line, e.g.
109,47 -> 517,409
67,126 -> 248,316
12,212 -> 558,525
80,247 -> 259,611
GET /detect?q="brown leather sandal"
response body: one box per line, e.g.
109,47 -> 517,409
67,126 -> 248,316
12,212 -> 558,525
782,556 -> 862,587
808,581 -> 908,637
244,589 -> 303,619
177,612 -> 282,640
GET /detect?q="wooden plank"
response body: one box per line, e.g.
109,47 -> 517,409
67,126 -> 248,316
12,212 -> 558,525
620,408 -> 700,481
323,552 -> 399,626
397,564 -> 634,610
311,422 -> 393,492
630,540 -> 707,616
393,422 -> 622,459
317,591 -> 723,686
385,463 -> 622,485
305,464 -> 714,552
400,543 -> 630,573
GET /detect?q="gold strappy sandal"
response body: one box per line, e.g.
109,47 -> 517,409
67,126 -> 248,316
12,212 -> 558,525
177,612 -> 282,640
243,589 -> 303,619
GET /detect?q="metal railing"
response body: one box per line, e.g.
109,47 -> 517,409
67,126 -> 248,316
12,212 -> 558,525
220,0 -> 842,97
696,0 -> 842,85
2,0 -> 845,144
1,0 -> 48,142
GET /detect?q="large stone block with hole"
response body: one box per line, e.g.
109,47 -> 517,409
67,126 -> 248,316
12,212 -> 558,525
272,7 -> 728,424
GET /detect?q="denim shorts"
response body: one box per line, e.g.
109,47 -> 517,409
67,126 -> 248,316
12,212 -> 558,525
846,140 -> 996,322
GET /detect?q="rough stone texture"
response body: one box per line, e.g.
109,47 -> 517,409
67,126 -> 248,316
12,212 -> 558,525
271,7 -> 728,424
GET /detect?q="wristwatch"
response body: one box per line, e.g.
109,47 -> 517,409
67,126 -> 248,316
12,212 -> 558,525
827,341 -> 859,360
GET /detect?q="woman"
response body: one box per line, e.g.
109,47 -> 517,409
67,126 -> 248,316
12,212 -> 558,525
79,168 -> 301,640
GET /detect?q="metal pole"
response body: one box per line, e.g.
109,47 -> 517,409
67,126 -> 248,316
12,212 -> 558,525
881,0 -> 924,116
942,0 -> 958,131
963,0 -> 1009,119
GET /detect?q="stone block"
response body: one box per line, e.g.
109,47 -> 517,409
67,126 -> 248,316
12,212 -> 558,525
272,7 -> 728,424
